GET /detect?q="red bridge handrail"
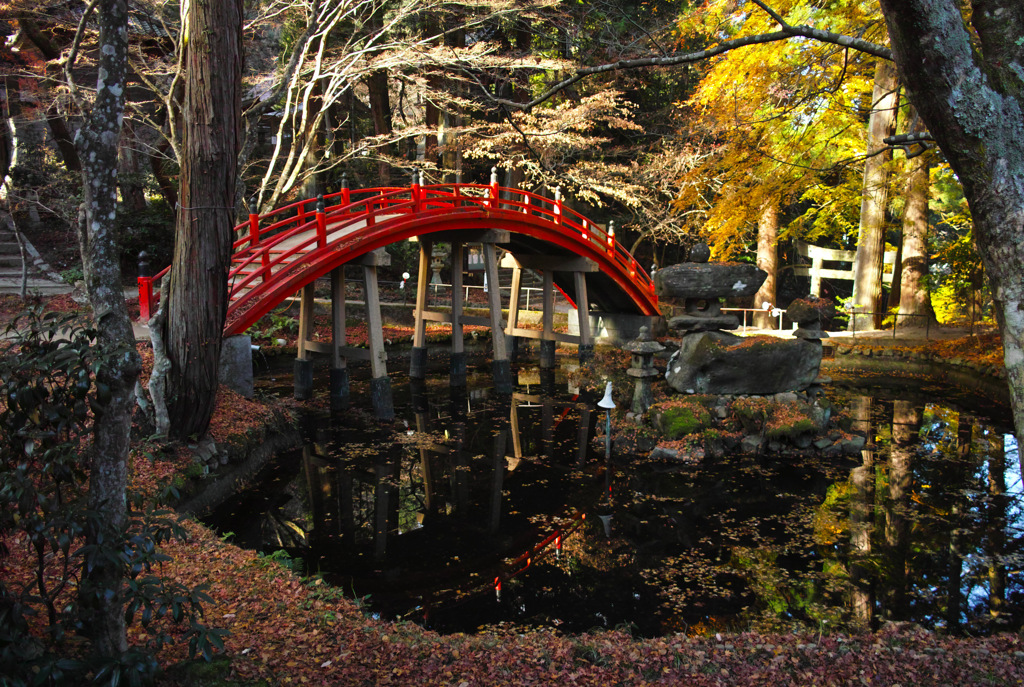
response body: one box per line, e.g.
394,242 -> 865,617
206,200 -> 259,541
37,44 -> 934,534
137,182 -> 659,331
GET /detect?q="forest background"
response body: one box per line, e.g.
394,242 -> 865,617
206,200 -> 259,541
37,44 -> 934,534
0,0 -> 983,332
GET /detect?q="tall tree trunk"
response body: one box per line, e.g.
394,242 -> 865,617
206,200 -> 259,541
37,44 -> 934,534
848,396 -> 875,629
300,80 -> 324,199
897,125 -> 937,328
752,198 -> 778,329
879,0 -> 1024,450
848,60 -> 898,332
17,16 -> 82,172
148,136 -> 178,210
987,433 -> 1007,622
163,0 -> 244,438
884,400 -> 918,619
72,0 -> 139,658
118,125 -> 148,213
367,70 -> 393,185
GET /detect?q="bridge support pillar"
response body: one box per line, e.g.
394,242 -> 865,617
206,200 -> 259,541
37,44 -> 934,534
573,270 -> 593,363
483,242 -> 512,393
330,267 -> 349,407
450,242 -> 467,386
539,270 -> 556,369
294,359 -> 314,400
410,239 -> 431,380
362,261 -> 394,420
370,376 -> 394,420
295,282 -> 316,399
501,253 -> 598,367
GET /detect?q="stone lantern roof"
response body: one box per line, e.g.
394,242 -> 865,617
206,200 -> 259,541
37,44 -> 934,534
622,326 -> 665,356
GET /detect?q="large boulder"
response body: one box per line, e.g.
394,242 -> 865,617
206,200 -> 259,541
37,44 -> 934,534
654,262 -> 767,300
665,331 -> 823,395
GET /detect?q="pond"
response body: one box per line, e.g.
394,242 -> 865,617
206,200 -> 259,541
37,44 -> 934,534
203,358 -> 1022,638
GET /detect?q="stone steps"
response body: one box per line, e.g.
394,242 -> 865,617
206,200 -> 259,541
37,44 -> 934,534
0,227 -> 71,295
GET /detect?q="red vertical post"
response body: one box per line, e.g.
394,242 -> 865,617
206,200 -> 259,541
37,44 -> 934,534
137,276 -> 153,322
248,212 -> 260,248
606,220 -> 615,255
341,173 -> 351,208
316,194 -> 327,248
489,166 -> 499,210
249,211 -> 268,282
410,169 -> 420,213
554,186 -> 562,226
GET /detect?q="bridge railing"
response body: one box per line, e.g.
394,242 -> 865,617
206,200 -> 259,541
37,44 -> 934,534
138,178 -> 657,324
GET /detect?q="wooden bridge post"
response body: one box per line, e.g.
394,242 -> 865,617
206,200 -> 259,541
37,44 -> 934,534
483,242 -> 513,393
539,270 -> 556,369
450,242 -> 467,385
363,261 -> 394,419
505,264 -> 523,361
410,238 -> 432,379
573,271 -> 594,361
294,282 -> 316,400
329,266 -> 349,406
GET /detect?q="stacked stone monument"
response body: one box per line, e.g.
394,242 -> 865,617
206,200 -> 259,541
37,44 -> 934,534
655,244 -> 826,395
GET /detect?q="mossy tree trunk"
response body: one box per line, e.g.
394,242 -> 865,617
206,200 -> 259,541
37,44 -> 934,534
71,0 -> 140,658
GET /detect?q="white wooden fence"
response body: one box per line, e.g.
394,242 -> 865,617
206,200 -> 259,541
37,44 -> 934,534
793,240 -> 897,296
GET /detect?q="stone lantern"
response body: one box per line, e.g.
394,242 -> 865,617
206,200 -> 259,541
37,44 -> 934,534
430,244 -> 446,285
622,326 -> 664,415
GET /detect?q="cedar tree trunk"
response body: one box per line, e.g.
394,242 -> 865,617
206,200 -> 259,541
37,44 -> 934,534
164,0 -> 244,438
896,143 -> 936,328
848,60 -> 898,331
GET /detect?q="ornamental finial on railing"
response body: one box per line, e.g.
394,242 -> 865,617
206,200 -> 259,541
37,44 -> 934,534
341,172 -> 349,189
607,220 -> 615,253
411,168 -> 419,186
316,194 -> 325,213
490,166 -> 498,185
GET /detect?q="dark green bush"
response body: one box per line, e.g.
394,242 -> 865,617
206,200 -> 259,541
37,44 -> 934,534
0,308 -> 225,686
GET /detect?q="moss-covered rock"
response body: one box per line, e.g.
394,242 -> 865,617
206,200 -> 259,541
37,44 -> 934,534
653,401 -> 714,439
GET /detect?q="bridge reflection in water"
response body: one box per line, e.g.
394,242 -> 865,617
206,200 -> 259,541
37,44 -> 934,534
204,370 -> 1023,637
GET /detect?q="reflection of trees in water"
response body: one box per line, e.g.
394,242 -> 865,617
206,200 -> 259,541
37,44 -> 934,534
811,394 -> 1021,634
213,380 -> 1021,636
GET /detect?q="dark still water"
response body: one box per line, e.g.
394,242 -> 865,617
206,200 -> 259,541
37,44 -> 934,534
204,364 -> 1022,637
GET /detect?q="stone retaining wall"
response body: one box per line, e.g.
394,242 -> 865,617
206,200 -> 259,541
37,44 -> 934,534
822,343 -> 1010,406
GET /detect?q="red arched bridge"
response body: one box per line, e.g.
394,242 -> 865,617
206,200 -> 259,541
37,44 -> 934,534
138,175 -> 659,335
